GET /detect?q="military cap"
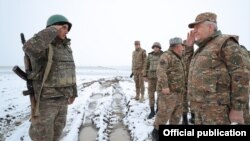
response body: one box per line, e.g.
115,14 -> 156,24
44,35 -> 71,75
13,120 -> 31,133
188,12 -> 217,28
134,40 -> 140,45
152,42 -> 161,49
169,37 -> 182,47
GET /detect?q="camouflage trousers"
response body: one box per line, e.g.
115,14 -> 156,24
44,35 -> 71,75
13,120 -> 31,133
190,101 -> 230,124
154,93 -> 183,130
244,103 -> 250,124
148,78 -> 158,107
246,88 -> 250,124
29,97 -> 68,141
133,71 -> 144,98
183,91 -> 188,114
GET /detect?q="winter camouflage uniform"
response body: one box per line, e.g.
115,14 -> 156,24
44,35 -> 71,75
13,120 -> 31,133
132,41 -> 147,100
187,12 -> 249,125
154,38 -> 186,129
143,42 -> 163,119
23,16 -> 77,141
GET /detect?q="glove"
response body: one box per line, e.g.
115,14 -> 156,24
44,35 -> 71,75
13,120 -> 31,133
130,73 -> 134,78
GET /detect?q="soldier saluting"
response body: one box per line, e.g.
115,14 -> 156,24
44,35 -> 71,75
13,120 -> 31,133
186,12 -> 249,124
23,14 -> 77,141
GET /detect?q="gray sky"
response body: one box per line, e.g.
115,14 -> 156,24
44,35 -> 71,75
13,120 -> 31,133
1,0 -> 250,67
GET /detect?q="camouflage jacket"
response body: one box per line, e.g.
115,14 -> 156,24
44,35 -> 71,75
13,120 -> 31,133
132,48 -> 147,74
143,51 -> 163,78
23,26 -> 77,99
187,31 -> 249,110
183,45 -> 194,82
156,49 -> 186,94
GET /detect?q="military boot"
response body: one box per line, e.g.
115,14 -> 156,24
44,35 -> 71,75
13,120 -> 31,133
147,106 -> 155,119
156,104 -> 158,114
151,128 -> 159,141
134,94 -> 139,100
189,112 -> 195,124
139,94 -> 144,102
182,112 -> 188,125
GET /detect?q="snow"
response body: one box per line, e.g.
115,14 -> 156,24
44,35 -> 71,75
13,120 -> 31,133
0,66 -> 155,141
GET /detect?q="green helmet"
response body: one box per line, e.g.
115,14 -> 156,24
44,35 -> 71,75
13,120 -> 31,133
46,14 -> 72,31
152,42 -> 161,49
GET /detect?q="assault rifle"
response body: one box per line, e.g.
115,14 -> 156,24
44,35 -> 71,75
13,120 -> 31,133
130,73 -> 134,78
12,33 -> 36,120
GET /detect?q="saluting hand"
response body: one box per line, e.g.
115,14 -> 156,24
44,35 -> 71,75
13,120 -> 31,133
53,25 -> 64,31
186,30 -> 195,47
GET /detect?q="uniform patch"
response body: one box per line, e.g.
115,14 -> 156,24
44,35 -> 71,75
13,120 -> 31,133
160,60 -> 166,65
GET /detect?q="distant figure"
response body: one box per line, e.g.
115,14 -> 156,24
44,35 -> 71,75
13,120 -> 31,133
143,42 -> 163,119
131,40 -> 147,102
152,37 -> 185,141
23,14 -> 78,141
186,12 -> 249,124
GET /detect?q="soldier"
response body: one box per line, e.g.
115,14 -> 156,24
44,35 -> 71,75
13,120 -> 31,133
186,12 -> 249,124
23,14 -> 77,141
131,40 -> 147,101
143,42 -> 163,119
152,37 -> 185,141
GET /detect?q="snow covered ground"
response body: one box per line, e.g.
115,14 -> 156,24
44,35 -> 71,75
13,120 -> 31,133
0,66 -> 155,141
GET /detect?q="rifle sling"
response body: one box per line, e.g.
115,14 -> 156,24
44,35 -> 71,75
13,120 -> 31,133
34,44 -> 53,116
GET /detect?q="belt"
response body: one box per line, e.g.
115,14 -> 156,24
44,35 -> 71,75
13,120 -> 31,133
41,96 -> 65,101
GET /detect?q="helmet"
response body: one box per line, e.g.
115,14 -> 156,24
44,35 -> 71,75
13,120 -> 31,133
46,14 -> 72,31
152,42 -> 161,49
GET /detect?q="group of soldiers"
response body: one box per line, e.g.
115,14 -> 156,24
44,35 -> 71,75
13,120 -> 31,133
19,11 -> 250,141
131,12 -> 250,141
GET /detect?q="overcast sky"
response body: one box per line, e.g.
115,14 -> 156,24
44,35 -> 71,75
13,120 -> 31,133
1,0 -> 250,67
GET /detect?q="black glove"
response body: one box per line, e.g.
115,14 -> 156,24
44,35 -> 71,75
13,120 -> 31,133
130,73 -> 134,78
